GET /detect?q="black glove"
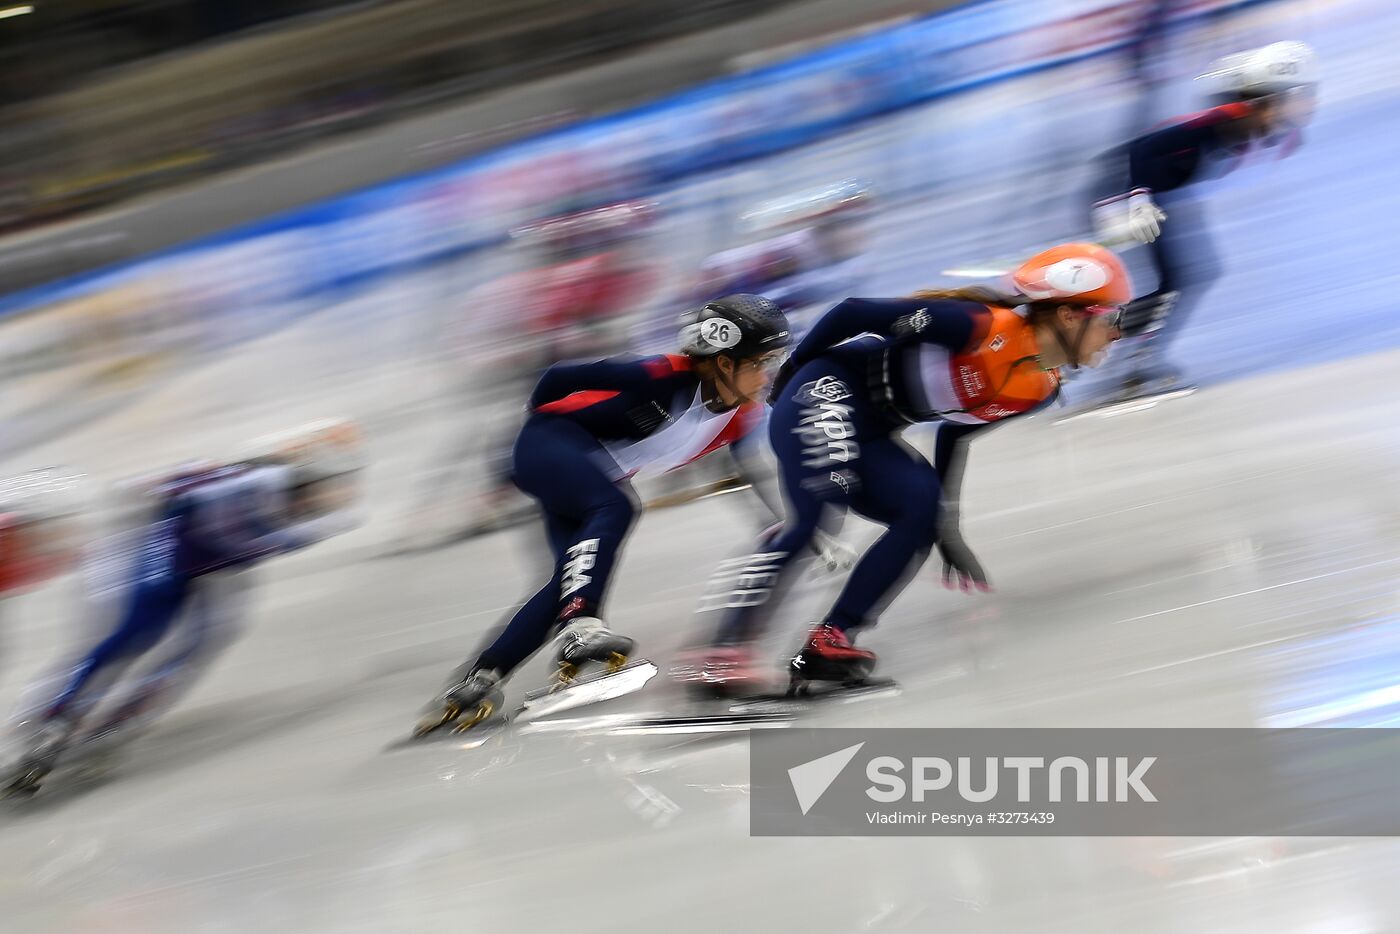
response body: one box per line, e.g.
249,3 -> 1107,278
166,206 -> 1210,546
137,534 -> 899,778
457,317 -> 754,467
768,358 -> 800,405
937,526 -> 991,592
1120,291 -> 1176,337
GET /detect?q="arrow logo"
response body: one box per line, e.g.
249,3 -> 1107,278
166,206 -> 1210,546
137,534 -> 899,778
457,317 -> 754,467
788,742 -> 864,815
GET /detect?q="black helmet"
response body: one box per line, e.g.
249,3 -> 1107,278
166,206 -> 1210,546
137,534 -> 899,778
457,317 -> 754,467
681,293 -> 792,359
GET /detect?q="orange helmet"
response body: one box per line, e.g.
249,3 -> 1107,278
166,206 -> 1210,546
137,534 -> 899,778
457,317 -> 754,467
1010,243 -> 1132,307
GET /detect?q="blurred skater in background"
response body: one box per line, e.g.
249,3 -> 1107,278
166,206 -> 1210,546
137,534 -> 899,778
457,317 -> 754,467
1089,40 -> 1317,397
396,201 -> 661,550
3,420 -> 364,797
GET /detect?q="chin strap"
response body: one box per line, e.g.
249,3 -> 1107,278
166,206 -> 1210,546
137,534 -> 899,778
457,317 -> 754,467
1050,317 -> 1092,370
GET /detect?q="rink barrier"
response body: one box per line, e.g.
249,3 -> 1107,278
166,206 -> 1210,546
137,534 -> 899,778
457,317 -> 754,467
0,0 -> 1281,330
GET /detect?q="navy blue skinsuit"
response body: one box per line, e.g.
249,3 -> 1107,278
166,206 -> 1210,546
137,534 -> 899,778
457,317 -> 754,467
713,298 -> 1051,644
44,465 -> 314,727
475,353 -> 757,675
1091,102 -> 1264,351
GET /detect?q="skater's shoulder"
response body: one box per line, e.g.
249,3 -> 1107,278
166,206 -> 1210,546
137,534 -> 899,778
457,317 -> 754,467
639,353 -> 695,379
1146,101 -> 1254,137
171,463 -> 292,507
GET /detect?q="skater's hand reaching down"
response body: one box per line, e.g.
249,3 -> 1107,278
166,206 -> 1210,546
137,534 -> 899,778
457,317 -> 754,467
937,526 -> 991,593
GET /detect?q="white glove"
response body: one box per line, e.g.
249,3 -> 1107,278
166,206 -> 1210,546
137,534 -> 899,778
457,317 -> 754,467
1126,189 -> 1166,243
811,529 -> 858,573
1092,189 -> 1166,245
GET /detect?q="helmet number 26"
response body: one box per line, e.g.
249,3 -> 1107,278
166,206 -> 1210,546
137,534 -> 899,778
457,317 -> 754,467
701,318 -> 741,349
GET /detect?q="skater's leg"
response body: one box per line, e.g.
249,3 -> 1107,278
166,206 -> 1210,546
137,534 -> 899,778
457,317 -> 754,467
510,419 -> 637,624
44,561 -> 192,723
1150,194 -> 1220,338
419,419 -> 637,733
783,438 -> 939,686
710,495 -> 826,645
472,511 -> 573,676
466,418 -> 636,677
825,437 -> 942,633
710,360 -> 858,645
6,548 -> 192,791
83,572 -> 248,742
1125,193 -> 1220,380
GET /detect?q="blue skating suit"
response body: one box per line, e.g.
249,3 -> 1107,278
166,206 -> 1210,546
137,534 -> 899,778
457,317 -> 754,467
42,463 -> 349,731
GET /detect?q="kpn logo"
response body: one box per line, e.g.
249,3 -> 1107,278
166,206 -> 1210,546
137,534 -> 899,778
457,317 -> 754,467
787,742 -> 1158,813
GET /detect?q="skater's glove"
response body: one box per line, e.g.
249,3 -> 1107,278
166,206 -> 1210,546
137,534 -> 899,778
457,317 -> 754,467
1092,189 -> 1165,245
1119,291 -> 1175,338
937,526 -> 991,593
811,530 -> 857,573
1125,190 -> 1165,243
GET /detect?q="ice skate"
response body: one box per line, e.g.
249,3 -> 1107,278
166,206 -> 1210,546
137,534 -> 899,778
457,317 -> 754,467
671,644 -> 767,699
414,668 -> 505,737
2,717 -> 77,799
788,623 -> 877,694
553,617 -> 635,684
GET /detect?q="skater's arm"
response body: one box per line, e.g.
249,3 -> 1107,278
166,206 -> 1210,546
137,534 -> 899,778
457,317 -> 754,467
933,421 -> 986,513
529,356 -> 681,410
932,389 -> 1056,499
1126,105 -> 1247,193
179,474 -> 355,570
259,511 -> 360,555
789,298 -> 975,366
729,416 -> 782,527
933,421 -> 993,591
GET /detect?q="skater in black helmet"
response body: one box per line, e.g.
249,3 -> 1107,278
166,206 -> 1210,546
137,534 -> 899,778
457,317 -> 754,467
415,295 -> 795,735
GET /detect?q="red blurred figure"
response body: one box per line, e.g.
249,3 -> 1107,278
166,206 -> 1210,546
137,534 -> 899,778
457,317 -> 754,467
0,469 -> 83,597
397,201 -> 662,549
687,180 -> 873,338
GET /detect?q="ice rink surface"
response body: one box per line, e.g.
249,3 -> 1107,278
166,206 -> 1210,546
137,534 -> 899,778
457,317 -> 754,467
3,346 -> 1399,933
3,0 -> 1400,930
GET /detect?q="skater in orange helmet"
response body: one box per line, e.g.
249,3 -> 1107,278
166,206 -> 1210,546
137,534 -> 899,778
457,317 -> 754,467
682,243 -> 1128,694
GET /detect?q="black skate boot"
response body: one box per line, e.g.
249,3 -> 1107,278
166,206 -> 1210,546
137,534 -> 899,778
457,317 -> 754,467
788,623 -> 877,695
553,617 -> 635,684
414,667 -> 505,737
3,716 -> 77,799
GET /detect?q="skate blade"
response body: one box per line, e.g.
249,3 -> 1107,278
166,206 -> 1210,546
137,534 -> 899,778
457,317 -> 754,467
412,702 -> 462,738
387,717 -> 507,752
450,698 -> 498,734
553,661 -> 580,686
520,679 -> 899,735
517,661 -> 657,723
1053,386 -> 1196,424
732,678 -> 900,716
521,709 -> 796,736
2,770 -> 46,800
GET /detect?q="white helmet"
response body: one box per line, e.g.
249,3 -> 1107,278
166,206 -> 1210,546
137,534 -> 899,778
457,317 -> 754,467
246,418 -> 366,486
1199,40 -> 1317,97
740,179 -> 873,234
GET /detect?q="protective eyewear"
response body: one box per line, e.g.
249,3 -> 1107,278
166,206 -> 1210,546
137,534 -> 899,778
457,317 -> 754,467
1082,304 -> 1124,329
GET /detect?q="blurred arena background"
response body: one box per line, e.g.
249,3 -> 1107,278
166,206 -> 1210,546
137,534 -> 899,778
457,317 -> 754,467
1,0 -> 1398,930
